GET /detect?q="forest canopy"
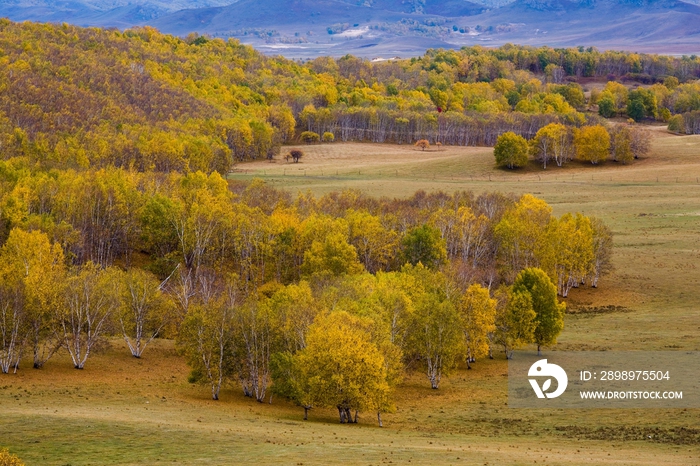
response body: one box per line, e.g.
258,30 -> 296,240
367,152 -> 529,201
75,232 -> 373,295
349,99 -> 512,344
1,20 -> 699,175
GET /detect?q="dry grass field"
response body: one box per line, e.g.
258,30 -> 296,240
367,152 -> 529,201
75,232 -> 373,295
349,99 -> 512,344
2,125 -> 700,465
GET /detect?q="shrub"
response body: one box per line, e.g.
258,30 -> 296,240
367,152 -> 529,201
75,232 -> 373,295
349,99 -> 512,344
287,149 -> 303,163
322,132 -> 335,143
667,114 -> 684,133
494,132 -> 528,169
0,449 -> 25,466
300,131 -> 320,144
415,139 -> 430,151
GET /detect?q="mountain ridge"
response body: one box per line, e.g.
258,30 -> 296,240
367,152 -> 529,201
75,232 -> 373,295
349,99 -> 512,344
1,0 -> 700,57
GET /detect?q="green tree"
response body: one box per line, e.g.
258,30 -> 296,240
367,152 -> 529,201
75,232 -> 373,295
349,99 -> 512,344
401,224 -> 447,269
179,298 -> 234,400
408,293 -> 463,389
494,132 -> 529,169
494,286 -> 536,359
512,268 -> 565,355
597,92 -> 616,118
626,98 -> 646,122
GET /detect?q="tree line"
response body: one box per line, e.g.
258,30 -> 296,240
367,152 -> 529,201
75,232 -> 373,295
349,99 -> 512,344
494,122 -> 651,169
0,162 -> 612,422
2,20 -> 699,173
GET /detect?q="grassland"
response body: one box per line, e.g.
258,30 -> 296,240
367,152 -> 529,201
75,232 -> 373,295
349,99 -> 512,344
2,125 -> 700,465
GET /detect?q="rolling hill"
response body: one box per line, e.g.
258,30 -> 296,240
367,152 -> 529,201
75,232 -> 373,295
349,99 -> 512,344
1,0 -> 700,57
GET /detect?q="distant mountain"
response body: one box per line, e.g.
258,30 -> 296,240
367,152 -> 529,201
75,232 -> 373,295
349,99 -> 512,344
1,0 -> 700,57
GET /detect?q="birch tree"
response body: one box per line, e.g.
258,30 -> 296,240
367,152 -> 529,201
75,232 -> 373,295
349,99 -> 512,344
60,263 -> 120,369
179,297 -> 234,401
493,286 -> 536,359
117,268 -> 175,358
0,229 -> 65,370
0,284 -> 25,374
458,284 -> 496,369
234,300 -> 275,402
513,268 -> 565,355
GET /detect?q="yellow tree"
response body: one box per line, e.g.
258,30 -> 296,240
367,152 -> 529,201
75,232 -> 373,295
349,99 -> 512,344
542,213 -> 594,297
574,125 -> 610,165
232,299 -> 276,402
458,284 -> 496,369
289,311 -> 392,425
347,209 -> 400,273
0,228 -> 65,370
301,232 -> 364,278
0,448 -> 24,466
530,123 -> 572,168
267,281 -> 320,352
495,194 -> 553,281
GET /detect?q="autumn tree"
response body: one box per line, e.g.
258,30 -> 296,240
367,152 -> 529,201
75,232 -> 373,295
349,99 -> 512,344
493,287 -> 536,359
302,232 -> 364,277
60,263 -> 120,369
300,131 -> 320,144
630,127 -> 651,159
0,229 -> 66,370
322,132 -> 335,143
346,209 -> 400,273
267,281 -> 319,353
495,194 -> 553,280
512,268 -> 565,355
178,282 -> 234,400
117,268 -> 174,358
404,266 -> 463,389
542,213 -> 594,297
530,123 -> 572,169
609,125 -> 633,164
494,132 -> 529,169
0,448 -> 24,466
574,125 -> 610,165
415,139 -> 430,151
280,311 -> 393,425
458,284 -> 496,368
233,300 -> 276,402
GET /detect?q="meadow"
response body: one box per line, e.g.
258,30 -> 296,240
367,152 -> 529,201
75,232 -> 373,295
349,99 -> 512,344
2,126 -> 700,465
